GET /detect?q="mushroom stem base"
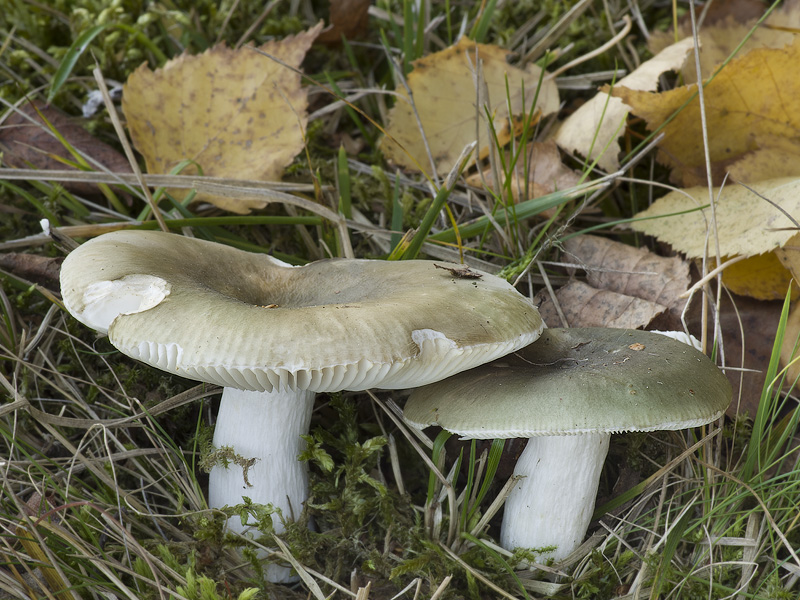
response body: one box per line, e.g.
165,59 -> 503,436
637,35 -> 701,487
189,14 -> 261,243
209,386 -> 315,582
500,433 -> 610,561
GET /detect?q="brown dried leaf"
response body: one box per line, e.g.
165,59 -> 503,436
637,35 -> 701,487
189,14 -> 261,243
535,280 -> 667,329
122,23 -> 322,213
0,253 -> 62,288
381,37 -> 559,175
318,0 -> 370,43
563,235 -> 691,308
536,236 -> 690,330
0,101 -> 131,195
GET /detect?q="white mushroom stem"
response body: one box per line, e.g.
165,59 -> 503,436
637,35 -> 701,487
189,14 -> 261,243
500,433 -> 611,561
209,386 -> 314,580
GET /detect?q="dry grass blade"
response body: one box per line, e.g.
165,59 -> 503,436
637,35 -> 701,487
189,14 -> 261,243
271,536 -> 327,600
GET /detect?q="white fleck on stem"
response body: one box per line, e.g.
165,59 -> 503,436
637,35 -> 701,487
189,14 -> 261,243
500,433 -> 611,561
209,386 -> 314,582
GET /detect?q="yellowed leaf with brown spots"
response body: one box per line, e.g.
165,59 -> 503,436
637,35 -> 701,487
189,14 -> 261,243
381,37 -> 559,176
648,0 -> 800,84
714,252 -> 796,300
122,23 -> 322,213
611,36 -> 800,188
631,177 -> 800,299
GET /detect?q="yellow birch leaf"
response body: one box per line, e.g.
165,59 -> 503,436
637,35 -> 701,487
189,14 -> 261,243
648,0 -> 800,83
122,22 -> 322,213
381,37 -> 559,176
554,37 -> 693,173
717,251 -> 795,300
611,37 -> 800,188
648,16 -> 794,84
631,177 -> 800,299
728,135 -> 800,183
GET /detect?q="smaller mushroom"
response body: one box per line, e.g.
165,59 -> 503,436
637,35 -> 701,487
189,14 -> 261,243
404,328 -> 731,561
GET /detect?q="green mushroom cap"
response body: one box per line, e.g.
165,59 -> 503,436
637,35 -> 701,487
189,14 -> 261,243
60,230 -> 544,393
405,328 -> 732,437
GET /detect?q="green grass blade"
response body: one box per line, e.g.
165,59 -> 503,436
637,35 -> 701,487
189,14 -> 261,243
649,500 -> 695,599
742,287 -> 792,481
470,0 -> 499,43
427,430 -> 452,504
402,0 -> 415,73
429,187 -> 576,245
398,183 -> 454,260
48,23 -> 113,102
460,440 -> 478,532
471,439 -> 505,517
390,170 -> 404,251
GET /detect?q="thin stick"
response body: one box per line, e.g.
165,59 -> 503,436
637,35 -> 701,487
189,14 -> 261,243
687,0 -> 723,356
538,261 -> 569,327
429,575 -> 453,600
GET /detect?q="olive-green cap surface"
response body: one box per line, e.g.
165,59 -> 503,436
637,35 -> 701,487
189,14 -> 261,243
404,328 -> 731,437
60,230 -> 544,392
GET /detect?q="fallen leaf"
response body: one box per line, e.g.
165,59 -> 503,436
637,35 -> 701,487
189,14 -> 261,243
726,136 -> 800,182
122,22 -> 322,213
381,37 -> 559,175
611,37 -> 800,187
630,177 -> 800,300
554,38 -> 694,172
0,253 -> 62,288
648,0 -> 795,83
0,100 -> 132,196
535,280 -> 668,329
563,235 -> 691,308
465,139 -> 580,201
536,235 -> 690,329
317,0 -> 370,44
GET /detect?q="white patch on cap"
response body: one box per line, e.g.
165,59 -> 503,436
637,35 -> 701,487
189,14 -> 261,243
78,274 -> 170,333
650,330 -> 702,351
411,329 -> 457,353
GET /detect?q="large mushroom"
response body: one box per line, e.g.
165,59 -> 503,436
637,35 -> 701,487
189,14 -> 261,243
59,229 -> 544,579
403,327 -> 731,562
